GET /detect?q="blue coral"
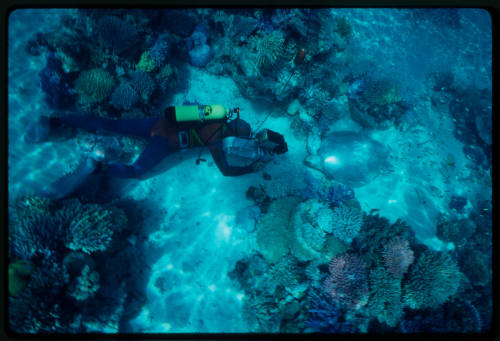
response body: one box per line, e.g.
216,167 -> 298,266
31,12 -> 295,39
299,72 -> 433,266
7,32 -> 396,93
39,53 -> 76,109
110,82 -> 139,110
305,291 -> 356,333
302,172 -> 355,206
130,70 -> 156,102
148,34 -> 169,67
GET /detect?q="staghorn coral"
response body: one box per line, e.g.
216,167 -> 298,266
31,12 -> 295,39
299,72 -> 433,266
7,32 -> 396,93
352,210 -> 412,267
382,236 -> 414,279
10,194 -> 51,228
9,259 -> 70,333
74,68 -> 115,105
64,203 -> 126,255
11,215 -> 64,261
403,250 -> 461,310
109,82 -> 139,111
323,253 -> 369,310
330,204 -> 363,244
305,290 -> 356,333
248,30 -> 284,71
366,267 -> 403,327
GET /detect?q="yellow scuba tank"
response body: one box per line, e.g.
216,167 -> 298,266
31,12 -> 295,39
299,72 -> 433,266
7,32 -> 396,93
171,105 -> 229,123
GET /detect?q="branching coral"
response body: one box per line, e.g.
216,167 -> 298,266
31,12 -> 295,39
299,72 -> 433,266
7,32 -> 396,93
74,68 -> 115,105
330,204 -> 363,244
305,290 -> 356,333
366,267 -> 403,327
323,253 -> 369,310
68,265 -> 100,301
64,203 -> 126,255
382,236 -> 414,279
130,70 -> 156,102
402,250 -> 461,309
109,82 -> 139,110
352,210 -> 412,267
11,215 -> 64,261
248,30 -> 284,70
96,15 -> 139,55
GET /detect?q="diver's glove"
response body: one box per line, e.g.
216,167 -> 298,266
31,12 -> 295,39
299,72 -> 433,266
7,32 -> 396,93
266,129 -> 288,154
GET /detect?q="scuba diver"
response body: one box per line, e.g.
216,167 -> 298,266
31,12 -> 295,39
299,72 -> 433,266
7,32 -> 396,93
25,104 -> 288,199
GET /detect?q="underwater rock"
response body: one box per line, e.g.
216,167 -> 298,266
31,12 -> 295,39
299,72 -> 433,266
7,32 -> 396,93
309,131 -> 391,187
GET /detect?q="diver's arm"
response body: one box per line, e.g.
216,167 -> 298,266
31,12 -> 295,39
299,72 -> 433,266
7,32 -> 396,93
208,142 -> 255,176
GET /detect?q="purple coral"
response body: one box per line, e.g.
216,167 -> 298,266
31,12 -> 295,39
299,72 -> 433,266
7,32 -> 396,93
382,236 -> 414,279
323,253 -> 369,310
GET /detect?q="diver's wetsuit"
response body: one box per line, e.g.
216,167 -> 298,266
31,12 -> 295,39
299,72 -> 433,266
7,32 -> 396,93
50,111 -> 254,178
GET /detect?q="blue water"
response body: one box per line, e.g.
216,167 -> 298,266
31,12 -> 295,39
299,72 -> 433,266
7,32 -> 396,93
7,8 -> 492,334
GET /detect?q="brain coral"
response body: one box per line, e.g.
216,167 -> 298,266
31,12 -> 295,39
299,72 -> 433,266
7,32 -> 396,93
74,68 -> 115,105
402,250 -> 461,310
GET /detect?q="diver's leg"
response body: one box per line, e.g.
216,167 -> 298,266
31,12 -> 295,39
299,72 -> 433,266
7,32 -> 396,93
51,115 -> 159,137
102,136 -> 170,178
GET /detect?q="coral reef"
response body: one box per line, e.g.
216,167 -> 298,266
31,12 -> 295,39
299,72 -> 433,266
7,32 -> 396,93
39,53 -> 77,109
382,236 -> 414,279
247,30 -> 285,71
352,210 -> 413,267
402,250 -> 461,309
109,82 -> 139,111
366,267 -> 403,327
129,70 -> 156,102
74,68 -> 115,105
64,203 -> 126,254
11,215 -> 64,261
323,253 -> 369,310
95,15 -> 139,56
305,290 -> 356,333
330,204 -> 363,244
436,216 -> 476,249
68,265 -> 100,301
